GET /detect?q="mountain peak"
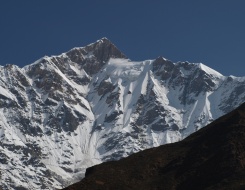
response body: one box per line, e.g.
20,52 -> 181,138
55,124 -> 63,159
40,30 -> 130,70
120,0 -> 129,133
96,37 -> 110,43
88,37 -> 117,50
197,63 -> 223,77
65,38 -> 127,75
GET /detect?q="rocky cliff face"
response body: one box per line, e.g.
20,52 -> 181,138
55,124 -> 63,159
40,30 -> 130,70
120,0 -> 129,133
64,102 -> 245,190
1,38 -> 245,189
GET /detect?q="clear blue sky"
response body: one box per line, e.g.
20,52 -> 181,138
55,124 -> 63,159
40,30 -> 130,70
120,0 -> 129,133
0,1 -> 244,76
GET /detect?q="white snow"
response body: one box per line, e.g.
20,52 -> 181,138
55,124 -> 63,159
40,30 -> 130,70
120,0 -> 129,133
198,63 -> 223,77
0,86 -> 15,100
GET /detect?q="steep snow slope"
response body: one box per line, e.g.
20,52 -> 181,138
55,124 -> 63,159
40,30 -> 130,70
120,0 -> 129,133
64,102 -> 245,190
1,38 -> 245,189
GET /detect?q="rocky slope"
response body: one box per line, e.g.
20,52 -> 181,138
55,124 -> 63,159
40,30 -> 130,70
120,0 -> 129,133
63,102 -> 245,190
1,38 -> 245,189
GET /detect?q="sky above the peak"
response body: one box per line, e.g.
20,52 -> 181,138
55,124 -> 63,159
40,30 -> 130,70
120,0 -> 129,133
0,1 -> 244,76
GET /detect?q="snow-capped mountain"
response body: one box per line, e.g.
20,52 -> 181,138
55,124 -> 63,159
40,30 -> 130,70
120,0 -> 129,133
1,38 -> 245,189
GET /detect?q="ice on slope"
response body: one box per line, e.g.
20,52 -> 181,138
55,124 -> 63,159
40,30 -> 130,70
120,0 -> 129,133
198,63 -> 223,77
0,86 -> 15,100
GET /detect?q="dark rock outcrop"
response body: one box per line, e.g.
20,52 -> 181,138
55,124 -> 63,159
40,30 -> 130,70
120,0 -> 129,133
66,38 -> 127,75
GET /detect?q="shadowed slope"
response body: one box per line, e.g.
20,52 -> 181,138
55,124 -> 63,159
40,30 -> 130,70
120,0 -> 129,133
63,102 -> 245,190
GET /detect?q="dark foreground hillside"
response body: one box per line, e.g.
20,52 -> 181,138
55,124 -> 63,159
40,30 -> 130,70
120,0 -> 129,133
63,103 -> 245,190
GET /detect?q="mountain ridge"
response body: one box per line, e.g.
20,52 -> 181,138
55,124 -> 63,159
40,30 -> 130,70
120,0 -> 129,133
1,38 -> 245,189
